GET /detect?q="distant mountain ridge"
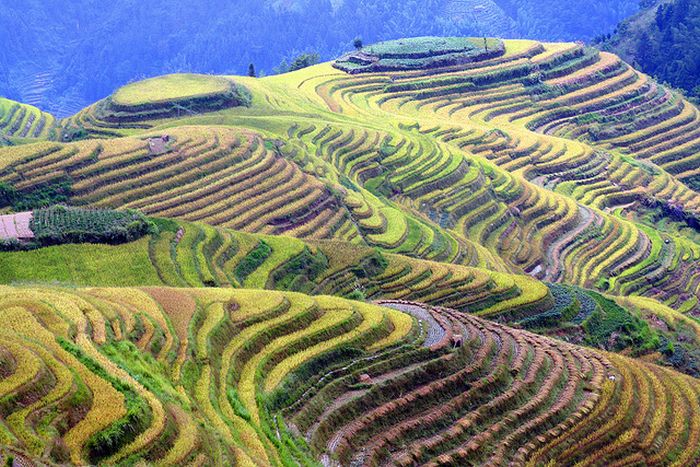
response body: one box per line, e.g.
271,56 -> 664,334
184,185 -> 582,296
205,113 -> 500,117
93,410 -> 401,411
0,0 -> 640,116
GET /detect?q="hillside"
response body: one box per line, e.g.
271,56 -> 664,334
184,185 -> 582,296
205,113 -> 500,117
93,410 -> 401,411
598,0 -> 700,100
2,34 -> 700,465
2,285 -> 700,465
2,211 -> 700,376
0,98 -> 57,143
3,39 -> 700,312
597,0 -> 700,102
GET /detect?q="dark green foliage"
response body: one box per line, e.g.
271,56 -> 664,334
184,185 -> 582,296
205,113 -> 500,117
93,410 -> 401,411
572,289 -> 598,324
288,53 -> 321,72
60,126 -> 89,142
582,292 -> 659,354
662,336 -> 700,377
30,205 -> 155,246
150,216 -> 180,234
227,388 -> 251,421
233,240 -> 272,283
336,37 -> 505,73
0,238 -> 22,252
519,283 -> 578,328
56,337 -> 152,463
0,178 -> 72,211
101,340 -> 178,402
0,182 -> 16,207
600,0 -> 700,98
267,346 -> 364,410
272,248 -> 329,293
353,37 -> 363,50
355,249 -> 388,278
346,290 -> 366,301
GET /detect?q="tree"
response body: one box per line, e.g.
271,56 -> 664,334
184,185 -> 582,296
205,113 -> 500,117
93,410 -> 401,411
635,32 -> 655,69
288,53 -> 320,72
274,58 -> 290,75
248,63 -> 256,77
353,37 -> 363,50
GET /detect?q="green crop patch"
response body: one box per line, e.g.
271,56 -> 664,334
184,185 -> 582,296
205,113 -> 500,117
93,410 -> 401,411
335,36 -> 505,73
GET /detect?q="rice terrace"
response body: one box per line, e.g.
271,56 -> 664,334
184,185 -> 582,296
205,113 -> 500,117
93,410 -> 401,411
2,6 -> 700,465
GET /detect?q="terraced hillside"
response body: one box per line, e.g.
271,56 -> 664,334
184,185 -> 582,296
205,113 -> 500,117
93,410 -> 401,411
2,285 -> 700,466
2,38 -> 700,315
0,97 -> 57,142
9,217 -> 700,376
60,74 -> 251,138
0,217 -> 550,318
2,35 -> 700,465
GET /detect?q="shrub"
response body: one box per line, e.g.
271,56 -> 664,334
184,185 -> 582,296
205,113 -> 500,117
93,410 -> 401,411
1,178 -> 73,211
30,205 -> 155,246
583,292 -> 659,353
233,241 -> 272,283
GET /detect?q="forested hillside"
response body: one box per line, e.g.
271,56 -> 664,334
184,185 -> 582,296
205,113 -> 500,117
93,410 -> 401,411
0,0 -> 640,117
598,0 -> 700,100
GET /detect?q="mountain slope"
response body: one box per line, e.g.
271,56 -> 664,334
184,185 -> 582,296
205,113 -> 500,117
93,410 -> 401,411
1,285 -> 700,465
2,39 -> 699,314
2,34 -> 700,466
3,212 -> 700,376
598,0 -> 700,100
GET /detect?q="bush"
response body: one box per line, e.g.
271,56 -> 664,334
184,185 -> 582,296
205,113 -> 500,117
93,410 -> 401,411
0,178 -> 72,210
234,241 -> 272,283
583,292 -> 659,353
30,205 -> 155,246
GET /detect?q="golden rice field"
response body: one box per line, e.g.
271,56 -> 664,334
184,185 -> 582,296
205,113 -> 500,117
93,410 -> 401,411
1,39 -> 698,314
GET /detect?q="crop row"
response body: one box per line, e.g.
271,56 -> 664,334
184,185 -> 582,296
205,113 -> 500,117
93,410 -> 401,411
0,286 -> 413,465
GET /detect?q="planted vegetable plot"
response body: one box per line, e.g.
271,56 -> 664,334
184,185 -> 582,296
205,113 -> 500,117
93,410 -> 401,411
335,36 -> 505,73
30,205 -> 152,245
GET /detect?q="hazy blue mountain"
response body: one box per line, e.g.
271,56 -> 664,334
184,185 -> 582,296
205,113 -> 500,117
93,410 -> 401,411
0,0 -> 641,116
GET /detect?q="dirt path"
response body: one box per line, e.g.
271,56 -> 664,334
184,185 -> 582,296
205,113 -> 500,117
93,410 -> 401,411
379,302 -> 446,347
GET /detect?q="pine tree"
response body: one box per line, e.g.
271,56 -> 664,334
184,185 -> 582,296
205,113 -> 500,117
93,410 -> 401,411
248,63 -> 256,78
